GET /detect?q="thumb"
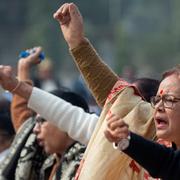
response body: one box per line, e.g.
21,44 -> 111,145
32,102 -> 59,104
31,47 -> 42,57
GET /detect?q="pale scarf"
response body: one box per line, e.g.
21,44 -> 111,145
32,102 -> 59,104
77,81 -> 157,180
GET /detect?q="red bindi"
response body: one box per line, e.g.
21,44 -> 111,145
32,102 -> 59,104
160,90 -> 164,95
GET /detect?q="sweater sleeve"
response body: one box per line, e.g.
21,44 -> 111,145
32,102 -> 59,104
11,80 -> 34,131
124,132 -> 180,180
70,40 -> 119,108
28,87 -> 98,145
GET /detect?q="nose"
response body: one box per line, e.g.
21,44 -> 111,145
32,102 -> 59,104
33,123 -> 41,134
154,99 -> 165,112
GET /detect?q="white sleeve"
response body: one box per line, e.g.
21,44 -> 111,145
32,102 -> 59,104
28,87 -> 98,145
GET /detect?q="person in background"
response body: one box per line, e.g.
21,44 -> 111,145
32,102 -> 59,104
33,58 -> 61,92
133,77 -> 160,103
0,98 -> 15,163
121,65 -> 136,83
72,75 -> 101,115
0,49 -> 90,180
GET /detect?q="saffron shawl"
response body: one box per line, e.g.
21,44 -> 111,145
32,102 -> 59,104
77,81 -> 156,180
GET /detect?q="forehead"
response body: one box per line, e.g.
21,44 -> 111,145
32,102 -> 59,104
158,74 -> 180,95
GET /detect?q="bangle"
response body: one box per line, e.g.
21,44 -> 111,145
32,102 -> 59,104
10,80 -> 22,93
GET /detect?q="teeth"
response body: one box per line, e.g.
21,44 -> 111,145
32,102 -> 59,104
157,119 -> 167,124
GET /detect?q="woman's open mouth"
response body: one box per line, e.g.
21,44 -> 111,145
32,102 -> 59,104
155,117 -> 168,129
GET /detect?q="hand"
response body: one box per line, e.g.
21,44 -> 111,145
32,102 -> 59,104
104,114 -> 130,143
0,65 -> 18,92
18,47 -> 42,69
53,3 -> 87,49
18,47 -> 42,81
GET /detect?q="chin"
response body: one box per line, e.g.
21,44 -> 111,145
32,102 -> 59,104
156,130 -> 171,141
44,148 -> 52,155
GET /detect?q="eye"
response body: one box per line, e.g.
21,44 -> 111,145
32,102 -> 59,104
164,95 -> 177,104
36,116 -> 46,124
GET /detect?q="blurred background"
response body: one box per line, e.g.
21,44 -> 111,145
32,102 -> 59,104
0,0 -> 179,100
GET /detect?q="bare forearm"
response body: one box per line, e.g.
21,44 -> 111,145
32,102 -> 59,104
18,62 -> 31,81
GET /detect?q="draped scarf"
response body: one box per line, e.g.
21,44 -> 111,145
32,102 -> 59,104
76,80 -> 157,180
0,117 -> 48,180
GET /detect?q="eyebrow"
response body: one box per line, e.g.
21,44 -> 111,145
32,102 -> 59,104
35,116 -> 46,122
163,94 -> 180,99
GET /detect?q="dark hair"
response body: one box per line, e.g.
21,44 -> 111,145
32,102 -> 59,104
134,78 -> 160,102
50,89 -> 89,113
162,64 -> 180,80
0,98 -> 15,136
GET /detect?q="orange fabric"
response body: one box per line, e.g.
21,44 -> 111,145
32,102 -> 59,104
11,80 -> 34,131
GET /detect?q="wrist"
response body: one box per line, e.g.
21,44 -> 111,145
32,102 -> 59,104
11,81 -> 33,100
68,37 -> 88,50
10,80 -> 22,94
113,132 -> 131,151
18,60 -> 31,70
18,62 -> 31,80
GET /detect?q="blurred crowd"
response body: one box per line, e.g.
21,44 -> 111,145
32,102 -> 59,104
0,2 -> 179,180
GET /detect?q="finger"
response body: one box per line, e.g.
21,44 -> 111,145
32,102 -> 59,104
109,120 -> 128,131
54,3 -> 68,15
114,126 -> 129,138
104,130 -> 118,143
69,3 -> 81,18
106,128 -> 128,143
62,3 -> 70,15
28,47 -> 42,62
53,12 -> 62,20
107,117 -> 125,130
0,65 -> 4,78
54,3 -> 69,19
5,66 -> 13,74
104,129 -> 125,143
59,3 -> 69,13
0,65 -> 4,69
54,10 -> 70,25
59,16 -> 71,25
107,114 -> 119,124
106,113 -> 116,121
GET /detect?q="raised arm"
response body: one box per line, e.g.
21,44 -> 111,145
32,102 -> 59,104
54,3 -> 119,107
11,47 -> 42,131
0,65 -> 98,145
28,87 -> 98,145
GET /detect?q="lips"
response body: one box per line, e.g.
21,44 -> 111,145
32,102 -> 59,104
37,138 -> 44,147
155,117 -> 168,129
